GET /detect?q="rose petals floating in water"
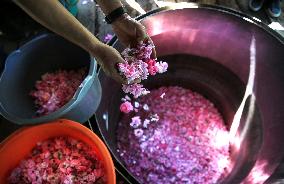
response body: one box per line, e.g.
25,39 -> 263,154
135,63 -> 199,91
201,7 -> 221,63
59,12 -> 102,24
8,137 -> 105,184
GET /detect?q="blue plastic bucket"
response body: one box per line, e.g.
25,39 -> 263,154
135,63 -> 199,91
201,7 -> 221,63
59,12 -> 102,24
0,34 -> 101,124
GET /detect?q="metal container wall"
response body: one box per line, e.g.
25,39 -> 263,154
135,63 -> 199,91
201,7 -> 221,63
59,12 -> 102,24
96,5 -> 284,184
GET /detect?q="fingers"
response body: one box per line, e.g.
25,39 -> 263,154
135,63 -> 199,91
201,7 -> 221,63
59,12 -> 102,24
151,48 -> 157,60
113,73 -> 127,84
141,35 -> 157,59
133,78 -> 141,84
114,63 -> 128,84
135,23 -> 147,44
137,28 -> 147,44
100,62 -> 126,84
136,23 -> 157,59
146,36 -> 157,59
104,66 -> 126,84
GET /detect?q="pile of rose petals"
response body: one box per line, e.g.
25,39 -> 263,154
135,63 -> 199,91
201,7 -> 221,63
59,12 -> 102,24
8,136 -> 105,184
117,86 -> 230,184
30,68 -> 86,116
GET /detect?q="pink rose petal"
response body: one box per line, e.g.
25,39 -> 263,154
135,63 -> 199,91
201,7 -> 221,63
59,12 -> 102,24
120,101 -> 134,113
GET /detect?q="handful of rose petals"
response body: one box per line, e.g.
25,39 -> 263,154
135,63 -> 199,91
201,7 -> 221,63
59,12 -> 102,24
118,41 -> 168,98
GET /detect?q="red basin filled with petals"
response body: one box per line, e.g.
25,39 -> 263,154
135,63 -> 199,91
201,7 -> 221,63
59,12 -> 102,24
0,119 -> 115,184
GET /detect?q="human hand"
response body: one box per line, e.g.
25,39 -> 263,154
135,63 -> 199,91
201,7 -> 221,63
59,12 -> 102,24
111,14 -> 157,59
93,43 -> 126,83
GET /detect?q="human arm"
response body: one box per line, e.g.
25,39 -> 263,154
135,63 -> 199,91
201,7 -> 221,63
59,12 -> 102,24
13,0 -> 125,83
